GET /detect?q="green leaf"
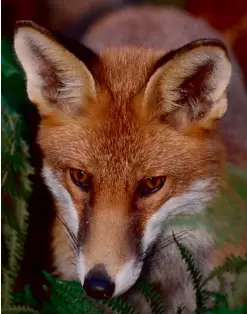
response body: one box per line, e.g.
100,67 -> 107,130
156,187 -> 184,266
137,279 -> 165,314
1,44 -> 34,309
1,38 -> 32,116
228,267 -> 247,307
173,233 -> 209,309
204,254 -> 247,285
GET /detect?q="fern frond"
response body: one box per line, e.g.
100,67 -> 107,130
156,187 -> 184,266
2,102 -> 34,307
2,272 -> 15,309
43,271 -> 138,314
102,296 -> 138,314
204,254 -> 247,285
43,271 -> 103,314
173,233 -> 209,308
207,292 -> 229,307
228,267 -> 247,307
137,279 -> 165,314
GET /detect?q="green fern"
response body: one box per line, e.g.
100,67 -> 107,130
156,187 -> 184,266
173,236 -> 247,313
137,279 -> 165,314
2,38 -> 35,311
13,270 -> 139,314
173,233 -> 209,309
44,271 -> 138,314
42,271 -> 103,314
198,297 -> 247,314
228,268 -> 247,307
102,296 -> 137,314
1,103 -> 34,309
204,254 -> 247,285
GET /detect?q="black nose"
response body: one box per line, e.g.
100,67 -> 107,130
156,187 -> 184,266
83,267 -> 115,299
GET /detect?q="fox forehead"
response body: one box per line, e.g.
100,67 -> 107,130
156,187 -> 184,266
93,47 -> 164,101
39,95 -> 222,180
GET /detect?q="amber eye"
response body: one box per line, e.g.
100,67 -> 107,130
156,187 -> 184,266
70,168 -> 92,192
137,176 -> 166,197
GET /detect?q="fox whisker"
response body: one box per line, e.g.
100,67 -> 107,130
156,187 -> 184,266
57,213 -> 79,251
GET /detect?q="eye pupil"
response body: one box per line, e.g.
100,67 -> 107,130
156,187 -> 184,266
77,171 -> 85,181
147,177 -> 159,188
138,176 -> 166,197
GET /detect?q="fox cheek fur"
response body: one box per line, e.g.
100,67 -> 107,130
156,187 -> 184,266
13,11 -> 245,312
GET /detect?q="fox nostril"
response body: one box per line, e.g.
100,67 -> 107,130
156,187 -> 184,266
83,267 -> 115,299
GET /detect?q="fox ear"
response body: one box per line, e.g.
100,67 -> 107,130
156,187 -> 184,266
14,21 -> 96,116
144,40 -> 232,129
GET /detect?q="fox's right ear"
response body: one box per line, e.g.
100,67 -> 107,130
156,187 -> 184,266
14,21 -> 96,116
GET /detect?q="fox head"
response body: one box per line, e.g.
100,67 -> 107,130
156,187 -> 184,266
14,21 -> 231,299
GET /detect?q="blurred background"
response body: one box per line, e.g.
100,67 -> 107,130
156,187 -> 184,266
2,0 -> 247,86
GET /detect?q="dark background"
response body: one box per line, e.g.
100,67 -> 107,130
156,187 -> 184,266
2,0 -> 247,86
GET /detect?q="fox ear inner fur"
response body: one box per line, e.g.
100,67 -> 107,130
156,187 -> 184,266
144,39 -> 232,129
14,21 -> 97,116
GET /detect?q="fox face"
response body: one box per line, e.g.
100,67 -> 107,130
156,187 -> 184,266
14,22 -> 231,299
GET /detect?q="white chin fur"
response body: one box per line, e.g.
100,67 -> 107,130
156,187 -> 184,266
113,259 -> 143,296
77,251 -> 86,286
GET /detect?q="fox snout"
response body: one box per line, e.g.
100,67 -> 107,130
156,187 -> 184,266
80,259 -> 143,299
76,209 -> 144,299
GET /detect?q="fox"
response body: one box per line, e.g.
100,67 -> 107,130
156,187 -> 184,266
14,5 -> 247,313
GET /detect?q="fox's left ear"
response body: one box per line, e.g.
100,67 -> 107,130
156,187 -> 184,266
14,21 -> 96,116
144,40 -> 232,129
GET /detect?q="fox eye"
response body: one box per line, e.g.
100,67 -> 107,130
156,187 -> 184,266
138,176 -> 166,197
70,168 -> 92,192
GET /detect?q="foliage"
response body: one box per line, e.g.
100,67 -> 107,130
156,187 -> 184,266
204,254 -> 247,285
2,38 -> 35,314
174,235 -> 247,314
137,279 -> 165,313
173,233 -> 209,308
